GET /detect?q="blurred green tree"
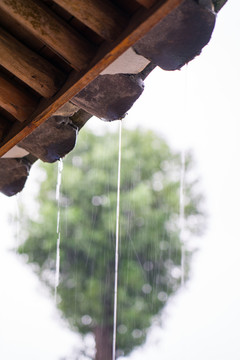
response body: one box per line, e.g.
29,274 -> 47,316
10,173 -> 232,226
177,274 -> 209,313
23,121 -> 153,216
18,126 -> 204,359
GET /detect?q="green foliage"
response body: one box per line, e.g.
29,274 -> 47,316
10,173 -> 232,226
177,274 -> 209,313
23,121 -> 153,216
18,127 -> 204,357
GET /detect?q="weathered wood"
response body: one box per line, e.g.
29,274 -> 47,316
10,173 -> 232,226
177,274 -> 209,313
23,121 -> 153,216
53,0 -> 126,41
0,0 -> 184,156
0,28 -> 64,98
0,7 -> 44,52
0,0 -> 94,70
0,76 -> 38,122
136,0 -> 157,8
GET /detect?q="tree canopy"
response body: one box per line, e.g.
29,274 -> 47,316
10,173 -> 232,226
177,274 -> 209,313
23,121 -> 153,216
18,126 -> 205,359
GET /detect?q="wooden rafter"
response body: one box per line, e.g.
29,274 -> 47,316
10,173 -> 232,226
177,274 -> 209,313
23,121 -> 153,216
53,0 -> 127,41
0,76 -> 38,122
0,0 -> 184,157
0,0 -> 95,70
0,28 -> 64,97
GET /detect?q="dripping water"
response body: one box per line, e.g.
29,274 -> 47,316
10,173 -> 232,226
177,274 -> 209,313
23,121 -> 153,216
179,151 -> 185,286
15,194 -> 20,245
179,65 -> 188,286
112,120 -> 122,360
54,158 -> 63,303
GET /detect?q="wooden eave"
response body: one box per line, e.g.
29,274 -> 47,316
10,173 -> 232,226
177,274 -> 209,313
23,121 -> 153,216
0,0 -> 183,157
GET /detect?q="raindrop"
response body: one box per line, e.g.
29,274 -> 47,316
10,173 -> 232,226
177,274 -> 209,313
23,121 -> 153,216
92,194 -> 110,207
171,267 -> 182,279
66,278 -> 75,288
72,155 -> 83,167
117,324 -> 127,334
132,329 -> 143,339
92,196 -> 102,206
143,261 -> 154,271
158,291 -> 168,302
152,180 -> 163,191
135,300 -> 144,311
162,160 -> 170,172
101,195 -> 110,206
152,171 -> 163,191
116,350 -> 124,358
142,283 -> 152,294
81,315 -> 92,326
164,259 -> 174,270
159,241 -> 169,251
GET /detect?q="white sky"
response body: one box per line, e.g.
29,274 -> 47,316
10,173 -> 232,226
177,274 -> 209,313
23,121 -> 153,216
0,1 -> 239,359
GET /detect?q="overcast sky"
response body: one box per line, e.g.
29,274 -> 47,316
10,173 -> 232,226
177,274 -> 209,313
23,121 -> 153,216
0,1 -> 239,359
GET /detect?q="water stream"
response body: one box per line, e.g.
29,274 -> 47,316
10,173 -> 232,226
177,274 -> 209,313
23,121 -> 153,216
112,120 -> 122,360
54,158 -> 63,302
179,151 -> 185,286
179,66 -> 188,286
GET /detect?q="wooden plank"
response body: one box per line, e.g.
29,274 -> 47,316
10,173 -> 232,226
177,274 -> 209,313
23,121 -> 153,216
136,0 -> 157,9
0,0 -> 184,156
53,0 -> 126,41
0,0 -> 94,70
0,76 -> 38,122
0,28 -> 64,98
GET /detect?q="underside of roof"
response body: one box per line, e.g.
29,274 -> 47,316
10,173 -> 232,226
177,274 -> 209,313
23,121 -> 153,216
0,0 -> 227,196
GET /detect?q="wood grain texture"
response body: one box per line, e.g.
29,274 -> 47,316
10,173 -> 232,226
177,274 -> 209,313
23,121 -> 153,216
0,0 -> 95,70
53,0 -> 126,41
0,28 -> 64,98
0,0 -> 184,156
0,6 -> 43,52
0,76 -> 38,122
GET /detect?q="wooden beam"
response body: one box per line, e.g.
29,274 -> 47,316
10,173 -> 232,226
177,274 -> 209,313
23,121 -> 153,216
136,0 -> 157,9
0,0 -> 95,70
0,0 -> 184,156
0,28 -> 64,98
0,76 -> 38,122
53,0 -> 126,41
